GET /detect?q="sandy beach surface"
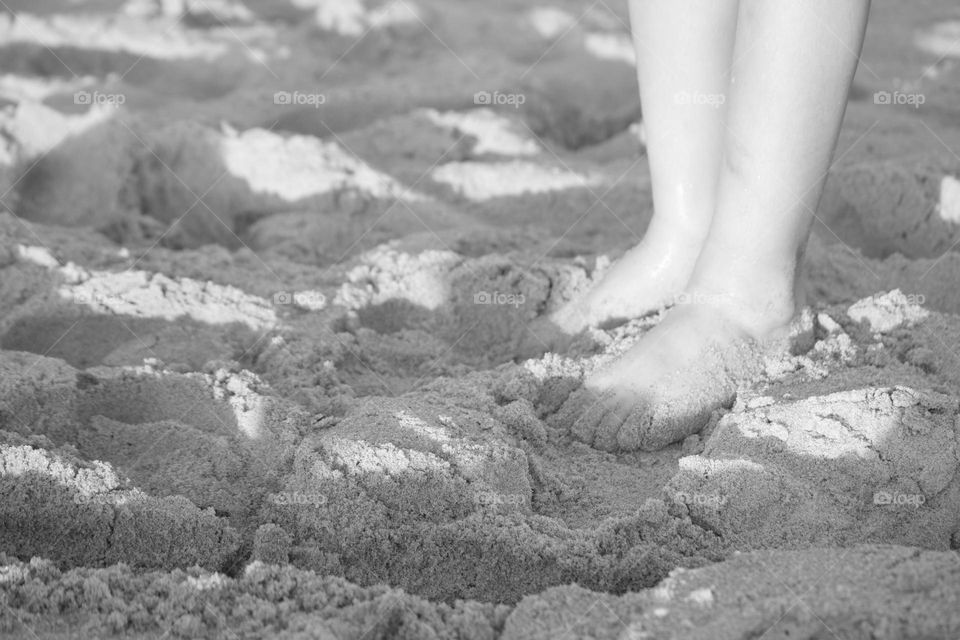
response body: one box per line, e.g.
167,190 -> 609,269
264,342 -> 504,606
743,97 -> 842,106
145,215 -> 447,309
3,0 -> 960,638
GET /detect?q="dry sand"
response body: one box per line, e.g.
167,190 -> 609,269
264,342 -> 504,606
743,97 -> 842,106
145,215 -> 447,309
2,0 -> 960,638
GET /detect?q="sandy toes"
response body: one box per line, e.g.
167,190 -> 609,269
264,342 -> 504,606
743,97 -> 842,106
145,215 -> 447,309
551,302 -> 780,451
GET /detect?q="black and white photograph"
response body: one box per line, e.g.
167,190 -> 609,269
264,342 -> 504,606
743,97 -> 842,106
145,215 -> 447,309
1,0 -> 960,638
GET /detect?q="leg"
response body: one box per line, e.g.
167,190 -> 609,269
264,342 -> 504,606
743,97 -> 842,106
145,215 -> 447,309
520,0 -> 738,354
690,0 -> 871,333
569,0 -> 871,451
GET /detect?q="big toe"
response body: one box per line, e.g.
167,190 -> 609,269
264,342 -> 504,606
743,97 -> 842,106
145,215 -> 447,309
618,403 -> 692,451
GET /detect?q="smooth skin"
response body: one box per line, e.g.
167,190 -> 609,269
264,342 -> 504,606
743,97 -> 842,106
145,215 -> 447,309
541,0 -> 872,451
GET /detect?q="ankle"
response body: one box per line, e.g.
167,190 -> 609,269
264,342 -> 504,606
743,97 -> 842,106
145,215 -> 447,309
642,214 -> 711,252
684,270 -> 799,339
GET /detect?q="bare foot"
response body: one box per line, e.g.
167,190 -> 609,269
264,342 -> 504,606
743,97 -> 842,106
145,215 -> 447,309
554,289 -> 794,451
517,231 -> 705,358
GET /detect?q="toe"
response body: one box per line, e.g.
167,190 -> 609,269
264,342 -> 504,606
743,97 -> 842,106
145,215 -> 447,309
631,396 -> 714,451
568,388 -> 608,444
616,400 -> 657,451
592,395 -> 634,451
549,386 -> 595,434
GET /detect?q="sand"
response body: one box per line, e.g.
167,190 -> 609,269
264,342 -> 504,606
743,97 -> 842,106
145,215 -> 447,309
2,0 -> 960,638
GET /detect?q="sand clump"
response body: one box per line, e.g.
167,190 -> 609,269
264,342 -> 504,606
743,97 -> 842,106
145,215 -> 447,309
503,546 -> 960,640
667,386 -> 960,550
846,288 -> 929,332
2,546 -> 958,638
1,429 -> 241,572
